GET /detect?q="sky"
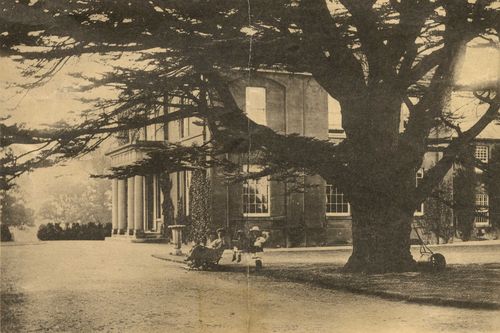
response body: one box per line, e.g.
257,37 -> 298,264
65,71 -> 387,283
0,55 -> 117,127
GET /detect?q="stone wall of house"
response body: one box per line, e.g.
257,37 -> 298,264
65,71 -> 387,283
109,70 -> 500,246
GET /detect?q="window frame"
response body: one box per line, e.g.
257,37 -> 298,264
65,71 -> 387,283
242,165 -> 271,217
325,184 -> 351,217
475,192 -> 489,210
245,86 -> 267,126
327,94 -> 343,130
475,145 -> 489,163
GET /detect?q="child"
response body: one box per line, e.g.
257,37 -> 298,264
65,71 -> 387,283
232,229 -> 248,263
248,226 -> 269,254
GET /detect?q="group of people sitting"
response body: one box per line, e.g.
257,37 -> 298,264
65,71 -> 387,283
185,226 -> 269,268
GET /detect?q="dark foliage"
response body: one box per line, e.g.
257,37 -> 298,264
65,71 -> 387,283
454,146 -> 477,241
485,144 -> 500,232
37,222 -> 112,241
419,181 -> 454,244
188,170 -> 212,244
0,224 -> 13,242
0,192 -> 35,227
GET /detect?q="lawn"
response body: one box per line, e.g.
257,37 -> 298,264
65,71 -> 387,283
257,263 -> 500,310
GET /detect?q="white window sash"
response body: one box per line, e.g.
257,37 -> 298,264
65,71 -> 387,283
245,87 -> 267,126
243,165 -> 270,217
325,184 -> 351,216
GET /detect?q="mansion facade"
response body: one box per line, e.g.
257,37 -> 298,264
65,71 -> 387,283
106,71 -> 498,246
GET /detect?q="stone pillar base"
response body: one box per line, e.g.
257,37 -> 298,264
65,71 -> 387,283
113,229 -> 118,235
118,229 -> 126,235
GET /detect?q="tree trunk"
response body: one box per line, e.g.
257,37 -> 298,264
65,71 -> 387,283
344,202 -> 416,273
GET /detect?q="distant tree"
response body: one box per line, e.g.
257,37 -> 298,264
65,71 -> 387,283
38,179 -> 111,225
0,191 -> 35,227
1,224 -> 13,242
454,145 -> 477,241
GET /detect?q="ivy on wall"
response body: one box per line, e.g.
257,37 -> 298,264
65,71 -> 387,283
188,169 -> 212,244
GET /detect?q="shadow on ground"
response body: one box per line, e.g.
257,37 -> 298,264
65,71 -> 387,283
154,252 -> 500,311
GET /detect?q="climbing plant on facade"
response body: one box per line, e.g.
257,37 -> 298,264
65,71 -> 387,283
188,170 -> 212,245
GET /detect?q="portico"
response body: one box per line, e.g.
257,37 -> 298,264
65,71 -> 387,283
106,142 -> 164,239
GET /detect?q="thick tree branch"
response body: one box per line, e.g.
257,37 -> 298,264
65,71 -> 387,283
297,0 -> 367,102
414,99 -> 499,207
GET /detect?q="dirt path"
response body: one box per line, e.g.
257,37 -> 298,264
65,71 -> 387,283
2,241 -> 499,333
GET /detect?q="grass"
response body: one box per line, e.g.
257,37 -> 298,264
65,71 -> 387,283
257,263 -> 500,310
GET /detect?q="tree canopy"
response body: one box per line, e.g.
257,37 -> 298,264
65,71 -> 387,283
1,0 -> 497,185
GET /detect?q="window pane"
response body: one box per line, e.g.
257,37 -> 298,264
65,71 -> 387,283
242,166 -> 270,215
475,146 -> 488,163
327,94 -> 342,129
245,87 -> 266,126
326,184 -> 350,215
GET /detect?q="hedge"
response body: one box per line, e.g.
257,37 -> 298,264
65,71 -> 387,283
37,222 -> 112,241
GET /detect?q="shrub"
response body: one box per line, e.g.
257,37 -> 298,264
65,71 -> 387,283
103,222 -> 112,237
1,224 -> 13,242
36,222 -> 109,240
454,146 -> 477,241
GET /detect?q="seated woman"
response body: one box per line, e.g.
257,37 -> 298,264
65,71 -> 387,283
185,228 -> 226,269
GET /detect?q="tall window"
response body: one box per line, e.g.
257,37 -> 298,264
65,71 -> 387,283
326,184 -> 350,216
243,166 -> 270,216
414,169 -> 424,216
245,87 -> 266,126
475,145 -> 489,163
327,94 -> 342,129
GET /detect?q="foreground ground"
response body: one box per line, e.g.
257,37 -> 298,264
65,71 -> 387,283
255,241 -> 500,308
2,241 -> 500,333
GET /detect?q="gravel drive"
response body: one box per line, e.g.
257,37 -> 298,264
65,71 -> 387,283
2,241 -> 499,333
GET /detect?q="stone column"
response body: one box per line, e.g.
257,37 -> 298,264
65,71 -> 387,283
134,175 -> 144,235
127,177 -> 135,235
117,179 -> 127,234
112,179 -> 118,234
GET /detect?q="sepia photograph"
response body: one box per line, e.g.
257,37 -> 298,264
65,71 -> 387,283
1,1 -> 499,332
